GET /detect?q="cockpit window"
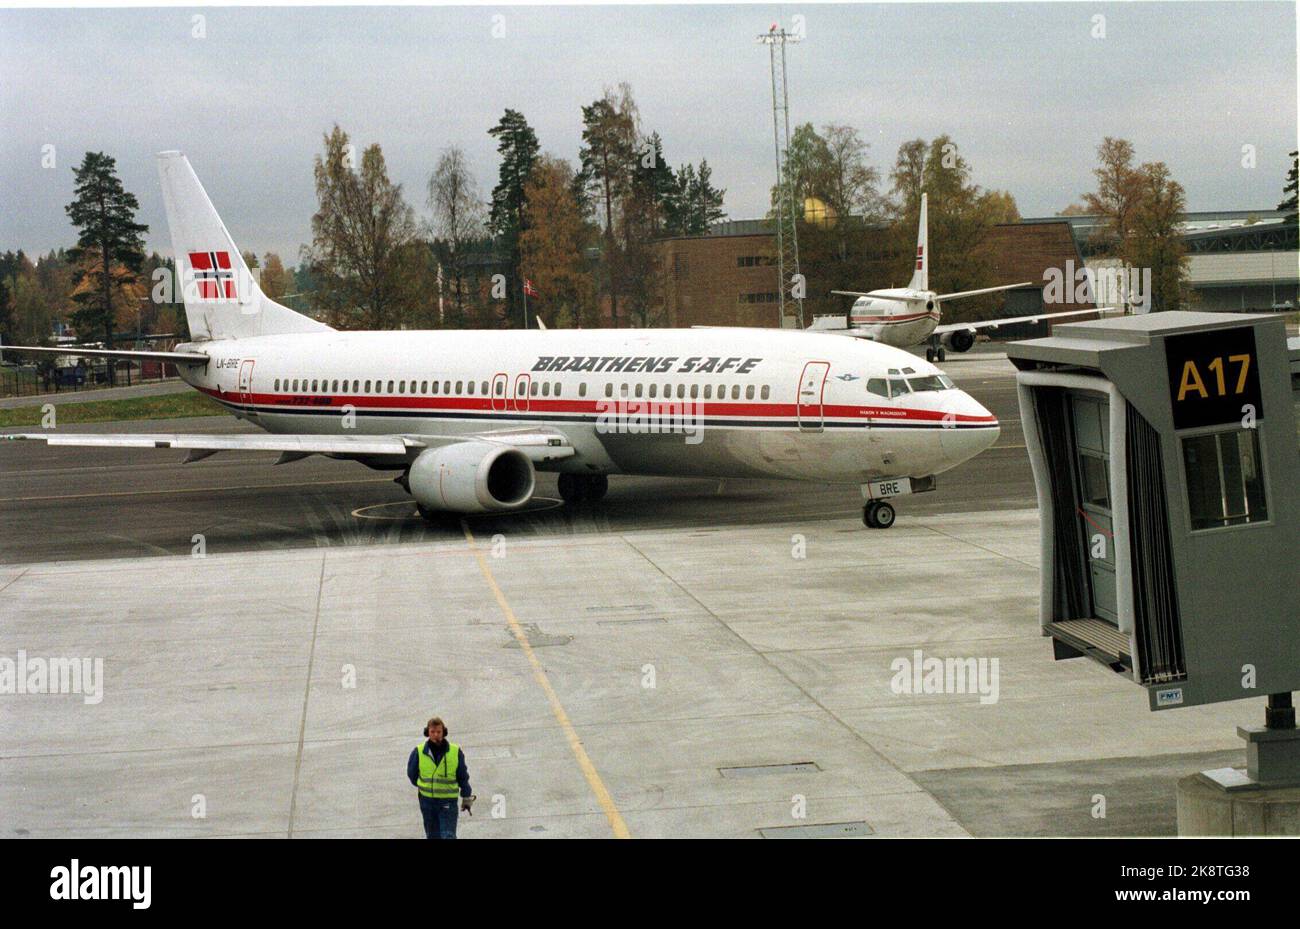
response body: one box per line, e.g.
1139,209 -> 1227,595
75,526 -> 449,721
906,374 -> 956,392
888,378 -> 911,397
866,378 -> 889,398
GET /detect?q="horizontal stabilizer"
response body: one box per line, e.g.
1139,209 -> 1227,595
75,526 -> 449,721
0,345 -> 209,364
934,282 -> 1035,302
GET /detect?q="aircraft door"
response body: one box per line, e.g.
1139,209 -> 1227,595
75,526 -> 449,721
237,359 -> 256,413
797,361 -> 831,432
513,374 -> 531,413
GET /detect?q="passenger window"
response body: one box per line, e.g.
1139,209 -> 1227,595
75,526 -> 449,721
540,382 -> 549,397
555,383 -> 562,397
444,381 -> 451,394
704,385 -> 712,399
495,381 -> 503,396
420,380 -> 427,393
635,383 -> 643,398
274,379 -> 280,391
353,380 -> 359,393
456,381 -> 463,394
310,379 -> 317,391
649,384 -> 657,398
579,383 -> 587,398
731,385 -> 740,400
398,380 -> 405,394
386,380 -> 394,393
467,381 -> 475,395
605,383 -> 613,398
691,384 -> 699,399
746,385 -> 755,400
677,384 -> 686,399
761,385 -> 770,400
481,381 -> 488,394
363,380 -> 370,392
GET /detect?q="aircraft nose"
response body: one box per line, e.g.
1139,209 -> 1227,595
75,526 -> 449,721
938,391 -> 1000,461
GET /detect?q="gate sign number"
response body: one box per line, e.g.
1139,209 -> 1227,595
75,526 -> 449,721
1165,327 -> 1263,430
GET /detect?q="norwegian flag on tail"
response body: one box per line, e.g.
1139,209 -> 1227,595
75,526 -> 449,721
188,251 -> 236,300
915,244 -> 924,271
523,278 -> 539,299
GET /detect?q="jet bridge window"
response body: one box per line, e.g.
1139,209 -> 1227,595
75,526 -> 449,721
1182,429 -> 1269,530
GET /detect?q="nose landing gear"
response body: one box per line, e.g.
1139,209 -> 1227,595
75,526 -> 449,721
863,500 -> 896,529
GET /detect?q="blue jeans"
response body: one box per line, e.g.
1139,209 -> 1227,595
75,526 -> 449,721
420,797 -> 459,839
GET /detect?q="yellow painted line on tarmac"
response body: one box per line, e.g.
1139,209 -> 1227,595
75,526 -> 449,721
0,477 -> 391,504
461,521 -> 631,839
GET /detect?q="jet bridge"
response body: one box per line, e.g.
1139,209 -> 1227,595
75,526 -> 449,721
1007,312 -> 1300,809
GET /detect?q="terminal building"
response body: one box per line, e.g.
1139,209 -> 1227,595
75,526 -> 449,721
657,210 -> 1299,330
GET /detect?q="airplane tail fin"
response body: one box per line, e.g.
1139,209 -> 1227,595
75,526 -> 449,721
156,151 -> 331,341
907,192 -> 928,292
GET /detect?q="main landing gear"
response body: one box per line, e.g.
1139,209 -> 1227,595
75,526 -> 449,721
924,338 -> 947,364
557,473 -> 609,505
863,500 -> 896,529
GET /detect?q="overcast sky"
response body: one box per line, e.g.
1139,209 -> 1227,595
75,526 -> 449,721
1,2 -> 1296,262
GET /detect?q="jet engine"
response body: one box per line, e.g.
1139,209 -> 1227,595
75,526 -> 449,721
939,328 -> 976,354
407,442 -> 535,514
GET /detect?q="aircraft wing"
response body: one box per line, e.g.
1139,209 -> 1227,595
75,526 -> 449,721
1,427 -> 576,464
0,344 -> 210,365
932,282 -> 1034,302
829,290 -> 912,302
933,307 -> 1113,335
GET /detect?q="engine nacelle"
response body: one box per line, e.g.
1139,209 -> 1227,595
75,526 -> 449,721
939,328 -> 976,353
407,442 -> 535,514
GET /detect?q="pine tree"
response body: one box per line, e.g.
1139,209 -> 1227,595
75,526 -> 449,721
488,109 -> 540,327
65,152 -> 147,381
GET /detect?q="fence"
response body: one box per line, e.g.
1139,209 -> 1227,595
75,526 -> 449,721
0,361 -> 178,400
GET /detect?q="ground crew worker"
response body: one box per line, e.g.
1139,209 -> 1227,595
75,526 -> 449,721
407,716 -> 473,839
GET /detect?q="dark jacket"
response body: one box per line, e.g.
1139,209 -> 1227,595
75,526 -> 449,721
407,739 -> 472,798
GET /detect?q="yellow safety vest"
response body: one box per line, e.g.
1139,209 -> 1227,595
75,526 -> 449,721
416,742 -> 461,799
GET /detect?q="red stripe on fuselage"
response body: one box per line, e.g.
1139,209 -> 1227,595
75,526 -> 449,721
198,386 -> 997,424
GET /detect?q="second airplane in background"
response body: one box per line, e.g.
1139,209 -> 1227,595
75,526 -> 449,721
810,193 -> 1102,361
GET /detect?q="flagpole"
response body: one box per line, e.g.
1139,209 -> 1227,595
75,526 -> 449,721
522,283 -> 529,329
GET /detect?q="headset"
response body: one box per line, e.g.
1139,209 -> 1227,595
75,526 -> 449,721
422,717 -> 449,738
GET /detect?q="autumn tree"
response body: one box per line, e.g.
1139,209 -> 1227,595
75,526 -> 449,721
429,146 -> 487,328
519,155 -> 596,328
65,152 -> 147,380
488,109 -> 541,327
259,253 -> 293,301
1128,162 -> 1190,312
1081,138 -> 1190,311
304,125 -> 422,329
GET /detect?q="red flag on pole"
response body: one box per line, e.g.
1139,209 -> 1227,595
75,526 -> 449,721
523,278 -> 539,299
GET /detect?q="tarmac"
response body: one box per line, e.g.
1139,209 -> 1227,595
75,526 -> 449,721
0,351 -> 1261,837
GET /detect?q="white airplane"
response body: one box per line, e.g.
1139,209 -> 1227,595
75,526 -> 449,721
1,152 -> 1002,529
809,192 -> 1102,362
